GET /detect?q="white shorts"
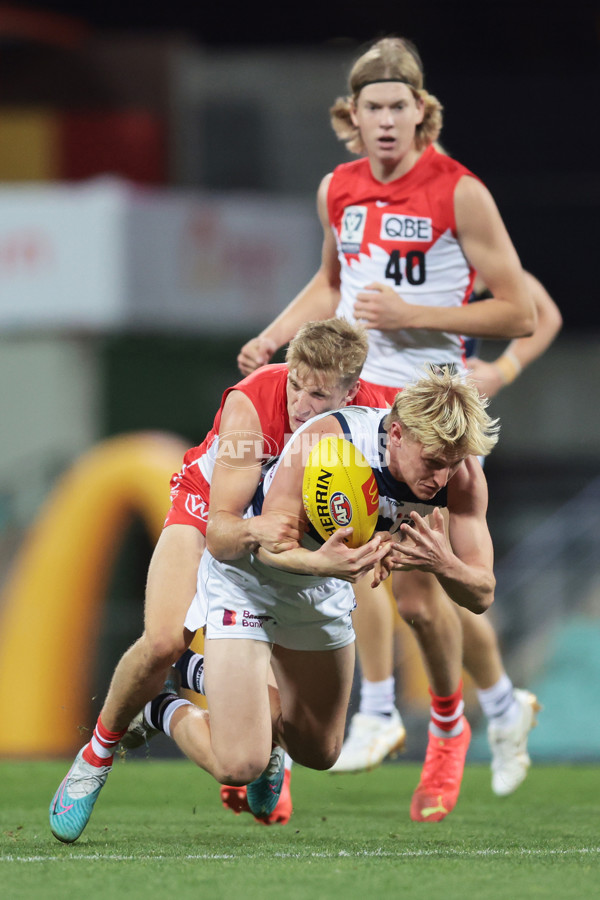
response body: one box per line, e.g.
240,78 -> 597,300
185,551 -> 356,651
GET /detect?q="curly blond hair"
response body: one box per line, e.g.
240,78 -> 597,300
330,37 -> 443,155
386,367 -> 500,458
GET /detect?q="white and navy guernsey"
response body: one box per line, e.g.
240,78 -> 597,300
251,406 -> 447,547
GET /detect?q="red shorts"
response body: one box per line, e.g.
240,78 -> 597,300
163,462 -> 210,535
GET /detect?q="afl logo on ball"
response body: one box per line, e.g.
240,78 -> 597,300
330,492 -> 352,526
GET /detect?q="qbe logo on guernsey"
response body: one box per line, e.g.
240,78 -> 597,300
340,205 -> 367,253
380,214 -> 432,242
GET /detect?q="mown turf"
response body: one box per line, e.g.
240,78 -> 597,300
1,759 -> 598,899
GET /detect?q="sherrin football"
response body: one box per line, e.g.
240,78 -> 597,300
302,436 -> 379,548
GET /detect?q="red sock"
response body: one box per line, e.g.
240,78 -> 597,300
82,715 -> 128,768
429,681 -> 464,735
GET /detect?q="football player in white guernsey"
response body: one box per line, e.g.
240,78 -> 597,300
236,36 -> 559,802
138,368 -> 499,824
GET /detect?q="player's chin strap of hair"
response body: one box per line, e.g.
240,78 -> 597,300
354,77 -> 413,93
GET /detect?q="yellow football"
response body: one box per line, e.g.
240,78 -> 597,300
302,436 -> 379,548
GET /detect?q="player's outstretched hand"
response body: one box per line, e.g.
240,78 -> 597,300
237,336 -> 277,375
391,508 -> 452,573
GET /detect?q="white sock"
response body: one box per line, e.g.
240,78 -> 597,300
359,676 -> 395,717
429,705 -> 465,739
284,752 -> 293,772
477,674 -> 519,727
162,698 -> 191,737
144,696 -> 191,738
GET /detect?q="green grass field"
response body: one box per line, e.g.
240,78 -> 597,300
1,759 -> 598,899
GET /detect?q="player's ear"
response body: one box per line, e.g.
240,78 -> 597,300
414,93 -> 425,125
343,381 -> 360,404
388,421 -> 403,445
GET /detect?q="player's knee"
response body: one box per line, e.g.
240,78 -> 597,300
395,598 -> 435,631
140,630 -> 189,668
288,737 -> 340,771
218,754 -> 269,787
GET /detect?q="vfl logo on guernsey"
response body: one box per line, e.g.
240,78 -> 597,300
381,214 -> 432,242
340,206 -> 367,253
330,491 -> 352,526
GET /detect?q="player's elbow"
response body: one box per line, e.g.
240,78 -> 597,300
513,306 -> 537,338
471,595 -> 493,615
470,579 -> 495,615
549,303 -> 563,337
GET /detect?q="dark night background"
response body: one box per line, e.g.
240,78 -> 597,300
16,0 -> 600,332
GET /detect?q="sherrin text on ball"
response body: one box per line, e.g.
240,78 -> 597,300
302,436 -> 379,548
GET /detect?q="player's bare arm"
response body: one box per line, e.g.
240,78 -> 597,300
206,390 -> 304,560
467,270 -> 563,398
258,527 -> 389,582
354,176 -> 536,339
453,176 -> 536,338
237,175 -> 342,375
391,458 -> 495,613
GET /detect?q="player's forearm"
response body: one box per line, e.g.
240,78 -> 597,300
206,512 -> 261,561
255,545 -> 327,575
405,297 -> 536,340
499,292 -> 562,372
435,563 -> 495,614
258,271 -> 341,348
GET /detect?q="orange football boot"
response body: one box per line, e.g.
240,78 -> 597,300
220,768 -> 293,825
410,717 -> 471,822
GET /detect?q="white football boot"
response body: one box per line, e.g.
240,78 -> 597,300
329,708 -> 406,773
488,688 -> 542,796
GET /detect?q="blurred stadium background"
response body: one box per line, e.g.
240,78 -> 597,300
0,1 -> 599,762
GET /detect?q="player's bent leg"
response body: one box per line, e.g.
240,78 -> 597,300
120,665 -> 183,751
49,526 -> 206,843
220,668 -> 294,826
330,578 -> 406,774
270,643 -> 355,770
459,606 -> 503,689
392,572 -> 469,821
392,570 -> 463,696
100,524 -> 205,733
352,577 -> 396,683
201,636 -> 275,783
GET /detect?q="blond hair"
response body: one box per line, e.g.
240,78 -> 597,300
386,367 -> 500,458
330,37 -> 443,155
286,318 -> 368,389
